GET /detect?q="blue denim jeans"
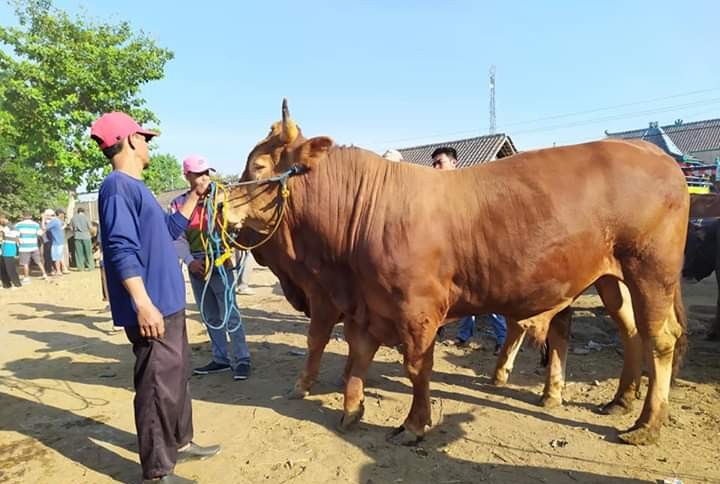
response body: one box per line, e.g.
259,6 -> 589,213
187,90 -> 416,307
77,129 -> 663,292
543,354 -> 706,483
189,268 -> 251,368
457,314 -> 507,346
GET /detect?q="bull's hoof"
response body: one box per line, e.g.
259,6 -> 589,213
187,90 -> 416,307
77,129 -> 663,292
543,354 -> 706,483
492,373 -> 508,387
539,394 -> 563,409
337,403 -> 365,433
287,386 -> 310,400
385,426 -> 423,446
599,399 -> 633,416
618,424 -> 660,446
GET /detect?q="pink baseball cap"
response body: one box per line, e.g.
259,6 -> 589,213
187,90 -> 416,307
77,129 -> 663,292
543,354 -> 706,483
90,112 -> 158,149
183,155 -> 215,175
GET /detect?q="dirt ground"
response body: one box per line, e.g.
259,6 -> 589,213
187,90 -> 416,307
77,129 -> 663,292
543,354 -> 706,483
0,266 -> 718,484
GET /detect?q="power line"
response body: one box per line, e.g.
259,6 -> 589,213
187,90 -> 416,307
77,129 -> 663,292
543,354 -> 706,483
379,97 -> 720,146
510,98 -> 720,135
499,86 -> 720,128
376,87 -> 720,146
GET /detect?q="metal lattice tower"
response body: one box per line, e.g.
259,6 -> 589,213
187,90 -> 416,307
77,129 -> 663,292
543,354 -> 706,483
489,65 -> 496,134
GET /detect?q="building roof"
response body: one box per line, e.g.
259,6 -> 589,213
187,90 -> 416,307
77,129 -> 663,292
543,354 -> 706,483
397,133 -> 517,168
605,118 -> 720,154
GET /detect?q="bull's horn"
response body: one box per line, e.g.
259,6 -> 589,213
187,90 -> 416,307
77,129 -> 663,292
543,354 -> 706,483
282,98 -> 290,122
281,98 -> 298,143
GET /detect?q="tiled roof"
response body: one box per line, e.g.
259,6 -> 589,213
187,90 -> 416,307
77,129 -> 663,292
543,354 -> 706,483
397,134 -> 517,168
606,118 -> 720,154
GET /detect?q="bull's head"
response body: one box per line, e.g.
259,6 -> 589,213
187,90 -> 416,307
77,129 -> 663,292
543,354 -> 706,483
224,99 -> 333,232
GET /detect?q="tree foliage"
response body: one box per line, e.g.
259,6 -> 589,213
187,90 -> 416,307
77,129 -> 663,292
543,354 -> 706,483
143,153 -> 187,194
0,0 -> 173,218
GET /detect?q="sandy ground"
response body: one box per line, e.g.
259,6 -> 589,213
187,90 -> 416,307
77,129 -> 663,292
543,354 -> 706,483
0,267 -> 718,484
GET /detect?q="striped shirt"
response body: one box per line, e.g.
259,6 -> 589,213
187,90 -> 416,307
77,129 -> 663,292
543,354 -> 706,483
15,219 -> 42,253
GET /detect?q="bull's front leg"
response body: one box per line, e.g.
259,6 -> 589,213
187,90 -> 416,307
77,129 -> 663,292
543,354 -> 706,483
288,303 -> 342,400
387,321 -> 436,446
493,318 -> 526,386
338,322 -> 380,432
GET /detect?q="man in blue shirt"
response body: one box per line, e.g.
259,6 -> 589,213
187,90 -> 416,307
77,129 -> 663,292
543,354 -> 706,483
92,112 -> 219,484
45,209 -> 69,276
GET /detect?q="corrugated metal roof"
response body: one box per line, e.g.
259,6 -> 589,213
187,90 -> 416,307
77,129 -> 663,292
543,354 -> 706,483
397,134 -> 518,168
606,118 -> 720,154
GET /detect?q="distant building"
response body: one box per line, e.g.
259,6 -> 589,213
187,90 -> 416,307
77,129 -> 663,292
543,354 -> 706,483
605,118 -> 720,164
397,133 -> 517,168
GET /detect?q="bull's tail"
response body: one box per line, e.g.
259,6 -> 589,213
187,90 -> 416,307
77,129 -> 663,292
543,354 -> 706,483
672,282 -> 688,382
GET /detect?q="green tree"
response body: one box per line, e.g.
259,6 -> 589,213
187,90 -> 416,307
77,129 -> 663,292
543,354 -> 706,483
143,153 -> 187,194
0,0 -> 173,218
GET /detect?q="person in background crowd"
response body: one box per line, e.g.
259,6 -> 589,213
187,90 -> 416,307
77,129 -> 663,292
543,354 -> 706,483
41,208 -> 56,274
45,209 -> 69,276
69,207 -> 94,270
1,215 -> 22,289
16,210 -> 49,283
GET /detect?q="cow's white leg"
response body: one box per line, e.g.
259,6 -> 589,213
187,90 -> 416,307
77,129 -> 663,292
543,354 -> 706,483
540,308 -> 572,408
595,277 -> 643,415
619,275 -> 682,445
492,319 -> 526,386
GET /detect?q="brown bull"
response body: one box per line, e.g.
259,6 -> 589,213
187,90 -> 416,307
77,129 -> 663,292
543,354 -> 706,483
227,100 -> 688,446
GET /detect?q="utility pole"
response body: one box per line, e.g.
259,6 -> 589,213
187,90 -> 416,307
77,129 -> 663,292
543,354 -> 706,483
489,65 -> 496,135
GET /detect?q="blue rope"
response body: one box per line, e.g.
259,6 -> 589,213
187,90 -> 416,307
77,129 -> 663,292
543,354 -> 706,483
198,182 -> 244,333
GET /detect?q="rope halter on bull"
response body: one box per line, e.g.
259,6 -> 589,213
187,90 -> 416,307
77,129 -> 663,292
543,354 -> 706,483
196,165 -> 305,332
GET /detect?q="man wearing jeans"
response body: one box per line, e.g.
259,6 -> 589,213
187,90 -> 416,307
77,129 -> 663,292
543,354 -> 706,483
171,155 -> 252,381
92,112 -> 219,484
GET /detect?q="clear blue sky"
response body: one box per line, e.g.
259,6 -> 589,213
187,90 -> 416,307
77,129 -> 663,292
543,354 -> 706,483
2,0 -> 720,175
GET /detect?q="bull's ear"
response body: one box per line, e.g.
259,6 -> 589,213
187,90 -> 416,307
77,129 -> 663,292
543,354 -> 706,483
298,136 -> 333,168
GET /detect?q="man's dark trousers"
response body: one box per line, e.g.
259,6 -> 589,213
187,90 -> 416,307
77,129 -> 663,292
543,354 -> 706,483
125,310 -> 194,479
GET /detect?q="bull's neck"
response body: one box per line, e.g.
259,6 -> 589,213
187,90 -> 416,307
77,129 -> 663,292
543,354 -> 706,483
288,147 -> 391,257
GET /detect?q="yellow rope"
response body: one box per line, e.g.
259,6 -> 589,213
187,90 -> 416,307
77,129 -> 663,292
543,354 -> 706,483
213,180 -> 290,252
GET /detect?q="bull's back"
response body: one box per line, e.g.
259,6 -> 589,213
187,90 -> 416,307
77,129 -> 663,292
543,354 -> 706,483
432,139 -> 688,316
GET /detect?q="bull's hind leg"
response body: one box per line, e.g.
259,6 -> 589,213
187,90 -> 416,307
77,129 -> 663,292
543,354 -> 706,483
540,308 -> 572,408
492,319 -> 526,386
619,278 -> 683,445
595,277 -> 643,415
338,322 -> 380,432
289,303 -> 341,399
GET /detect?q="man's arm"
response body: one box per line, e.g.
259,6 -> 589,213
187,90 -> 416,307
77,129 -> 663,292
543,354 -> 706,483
101,193 -> 165,339
122,276 -> 165,339
165,179 -> 210,240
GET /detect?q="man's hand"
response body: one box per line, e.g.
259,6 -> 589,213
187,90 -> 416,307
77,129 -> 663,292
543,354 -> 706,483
188,259 -> 205,277
136,301 -> 165,339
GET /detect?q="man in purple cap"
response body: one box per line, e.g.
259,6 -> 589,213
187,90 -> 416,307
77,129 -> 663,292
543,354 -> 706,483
91,112 -> 220,484
170,155 -> 252,381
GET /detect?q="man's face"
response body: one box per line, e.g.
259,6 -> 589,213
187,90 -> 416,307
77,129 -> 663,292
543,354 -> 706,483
432,153 -> 456,170
186,170 -> 211,191
130,132 -> 151,168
